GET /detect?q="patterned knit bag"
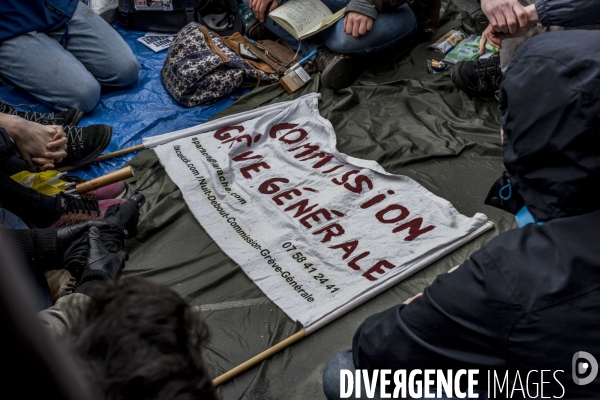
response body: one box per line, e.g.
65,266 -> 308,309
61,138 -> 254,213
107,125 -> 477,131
161,22 -> 278,107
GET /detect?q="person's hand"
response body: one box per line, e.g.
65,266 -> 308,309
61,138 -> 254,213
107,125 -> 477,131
481,0 -> 528,34
3,115 -> 67,169
82,226 -> 128,281
479,25 -> 503,54
403,292 -> 423,305
250,0 -> 279,23
32,125 -> 68,170
344,12 -> 373,37
478,4 -> 539,55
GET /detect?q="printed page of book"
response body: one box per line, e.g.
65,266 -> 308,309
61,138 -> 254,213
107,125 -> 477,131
299,7 -> 345,39
269,0 -> 333,39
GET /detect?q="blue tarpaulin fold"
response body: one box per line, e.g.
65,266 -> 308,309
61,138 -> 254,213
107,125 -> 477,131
0,23 -> 248,180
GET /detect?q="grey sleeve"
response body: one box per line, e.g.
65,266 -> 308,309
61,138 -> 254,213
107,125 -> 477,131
536,0 -> 600,27
345,0 -> 378,20
37,293 -> 92,339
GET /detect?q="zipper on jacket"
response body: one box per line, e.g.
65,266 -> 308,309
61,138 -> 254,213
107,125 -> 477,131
45,1 -> 69,19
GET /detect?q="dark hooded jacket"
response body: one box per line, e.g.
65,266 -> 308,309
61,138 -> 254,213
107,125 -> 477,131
352,30 -> 600,398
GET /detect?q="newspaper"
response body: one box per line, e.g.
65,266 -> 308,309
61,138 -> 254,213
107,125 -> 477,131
137,32 -> 176,52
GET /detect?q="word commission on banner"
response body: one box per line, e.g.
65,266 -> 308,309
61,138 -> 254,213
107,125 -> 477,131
155,98 -> 490,328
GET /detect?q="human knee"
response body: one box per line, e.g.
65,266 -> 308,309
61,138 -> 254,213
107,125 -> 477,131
114,55 -> 140,87
324,34 -> 365,56
62,78 -> 101,113
323,350 -> 354,400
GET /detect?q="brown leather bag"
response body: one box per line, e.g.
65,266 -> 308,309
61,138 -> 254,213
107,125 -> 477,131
221,34 -> 302,76
245,40 -> 302,76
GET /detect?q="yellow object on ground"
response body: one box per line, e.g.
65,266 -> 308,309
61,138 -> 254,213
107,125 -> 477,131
10,170 -> 74,196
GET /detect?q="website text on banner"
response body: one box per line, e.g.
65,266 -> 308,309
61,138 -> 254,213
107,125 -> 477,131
154,96 -> 492,331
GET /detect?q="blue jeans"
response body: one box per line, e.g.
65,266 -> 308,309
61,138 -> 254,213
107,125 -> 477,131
0,2 -> 139,112
0,209 -> 53,309
243,0 -> 419,57
323,350 -> 489,399
0,208 -> 29,229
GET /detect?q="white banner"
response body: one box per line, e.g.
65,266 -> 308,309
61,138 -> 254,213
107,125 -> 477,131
154,96 -> 492,331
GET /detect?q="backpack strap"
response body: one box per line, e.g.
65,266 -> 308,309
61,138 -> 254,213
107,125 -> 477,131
185,0 -> 195,23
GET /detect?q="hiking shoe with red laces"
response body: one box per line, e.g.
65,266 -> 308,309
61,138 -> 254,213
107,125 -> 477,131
48,193 -> 126,228
0,99 -> 84,127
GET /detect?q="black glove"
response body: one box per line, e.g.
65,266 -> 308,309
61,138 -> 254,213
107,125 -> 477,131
80,226 -> 128,283
103,193 -> 145,239
56,221 -> 109,256
63,194 -> 143,280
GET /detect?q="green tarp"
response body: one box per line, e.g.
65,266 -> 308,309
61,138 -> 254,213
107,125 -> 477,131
121,2 -> 514,398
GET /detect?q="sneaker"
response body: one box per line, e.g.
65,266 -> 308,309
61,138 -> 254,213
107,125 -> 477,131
48,193 -> 126,228
451,56 -> 502,98
316,48 -> 364,91
0,99 -> 84,126
81,181 -> 127,200
55,124 -> 112,167
44,269 -> 77,304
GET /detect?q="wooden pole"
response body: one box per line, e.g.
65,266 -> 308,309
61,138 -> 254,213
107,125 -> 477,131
58,144 -> 146,172
212,329 -> 307,387
75,166 -> 134,194
93,144 -> 146,162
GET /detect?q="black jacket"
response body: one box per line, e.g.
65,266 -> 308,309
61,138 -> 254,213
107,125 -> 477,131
536,0 -> 600,27
0,128 -> 15,162
353,31 -> 600,398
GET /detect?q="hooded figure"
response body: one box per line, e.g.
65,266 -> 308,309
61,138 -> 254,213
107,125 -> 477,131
323,30 -> 600,399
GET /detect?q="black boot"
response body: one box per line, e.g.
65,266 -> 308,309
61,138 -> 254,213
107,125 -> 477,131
451,56 -> 502,98
316,48 -> 367,91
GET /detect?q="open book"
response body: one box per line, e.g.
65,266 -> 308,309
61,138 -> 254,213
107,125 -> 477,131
269,0 -> 345,40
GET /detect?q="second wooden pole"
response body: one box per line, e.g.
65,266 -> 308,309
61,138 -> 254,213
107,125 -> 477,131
212,329 -> 307,387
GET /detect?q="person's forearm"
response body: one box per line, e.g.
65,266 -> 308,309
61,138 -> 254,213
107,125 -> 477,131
526,4 -> 539,25
346,0 -> 378,19
535,0 -> 600,27
0,113 -> 22,140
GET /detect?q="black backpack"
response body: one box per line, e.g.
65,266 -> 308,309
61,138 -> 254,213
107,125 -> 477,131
118,0 -> 242,34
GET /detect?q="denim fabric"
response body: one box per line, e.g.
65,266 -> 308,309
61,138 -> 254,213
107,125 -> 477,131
323,350 -> 488,399
0,2 -> 139,112
0,208 -> 29,229
242,0 -> 418,56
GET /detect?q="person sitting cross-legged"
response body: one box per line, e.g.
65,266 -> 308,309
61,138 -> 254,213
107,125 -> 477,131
246,0 -> 441,90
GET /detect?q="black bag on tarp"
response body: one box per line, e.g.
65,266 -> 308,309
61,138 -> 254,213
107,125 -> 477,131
118,0 -> 202,33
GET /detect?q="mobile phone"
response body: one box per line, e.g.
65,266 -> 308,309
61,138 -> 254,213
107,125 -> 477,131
239,44 -> 259,61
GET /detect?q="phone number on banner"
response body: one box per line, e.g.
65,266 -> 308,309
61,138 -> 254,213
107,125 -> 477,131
282,241 -> 340,294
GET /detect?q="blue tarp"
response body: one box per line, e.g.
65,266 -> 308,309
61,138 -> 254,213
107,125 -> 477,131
0,23 -> 248,180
